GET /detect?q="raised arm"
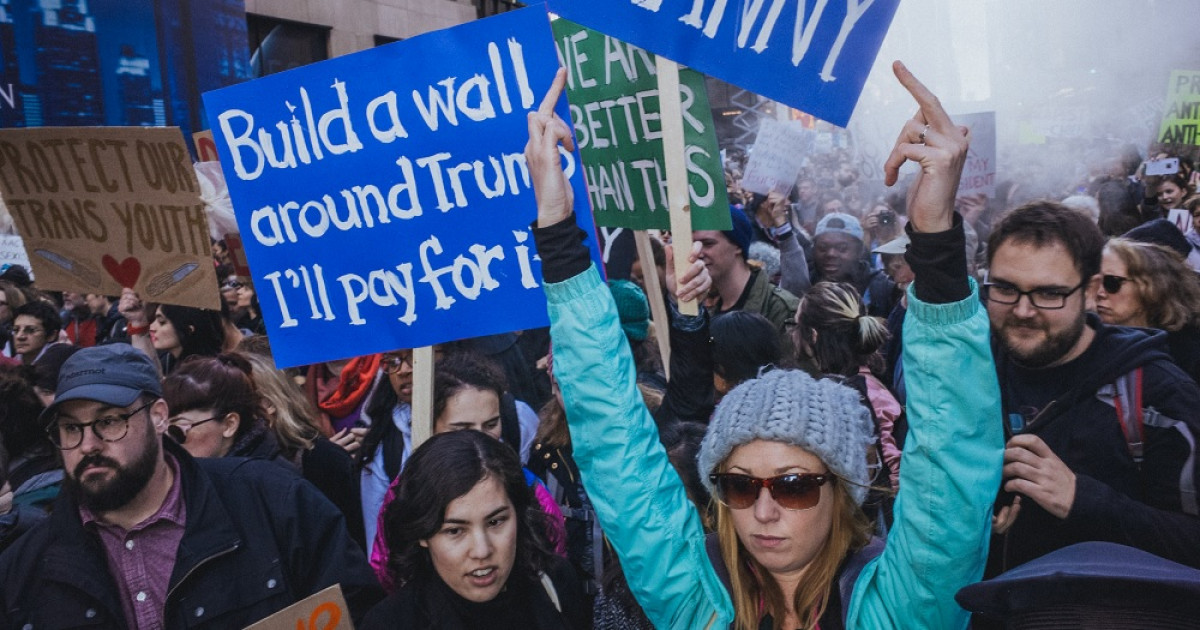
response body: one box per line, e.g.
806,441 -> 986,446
849,62 -> 1003,630
526,69 -> 732,629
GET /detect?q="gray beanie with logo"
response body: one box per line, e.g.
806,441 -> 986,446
698,368 -> 875,506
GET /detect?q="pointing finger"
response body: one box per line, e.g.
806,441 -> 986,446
892,61 -> 954,134
537,67 -> 568,117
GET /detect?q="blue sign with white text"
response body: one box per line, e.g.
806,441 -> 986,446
203,6 -> 600,368
546,0 -> 900,127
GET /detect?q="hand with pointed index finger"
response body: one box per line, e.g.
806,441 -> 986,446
525,68 -> 576,228
883,61 -> 969,234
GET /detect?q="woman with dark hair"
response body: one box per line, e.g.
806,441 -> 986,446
711,311 -> 785,397
161,353 -> 278,460
368,352 -> 567,590
118,288 -> 225,376
361,430 -> 586,629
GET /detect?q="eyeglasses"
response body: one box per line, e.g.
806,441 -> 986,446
13,326 -> 44,336
709,472 -> 830,511
382,352 -> 413,374
47,401 -> 154,450
221,280 -> 243,290
1101,274 -> 1130,294
981,280 -> 1086,310
166,414 -> 224,444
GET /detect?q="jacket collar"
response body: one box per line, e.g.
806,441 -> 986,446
38,438 -> 242,599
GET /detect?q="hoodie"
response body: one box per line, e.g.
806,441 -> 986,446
989,315 -> 1200,575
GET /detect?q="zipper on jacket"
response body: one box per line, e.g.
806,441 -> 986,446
165,542 -> 241,604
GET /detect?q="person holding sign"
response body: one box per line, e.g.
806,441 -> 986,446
527,63 -> 1001,629
361,430 -> 587,629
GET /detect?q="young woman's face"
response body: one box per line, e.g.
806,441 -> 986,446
150,307 -> 182,355
421,475 -> 517,603
1158,180 -> 1185,209
723,440 -> 834,581
434,387 -> 502,441
236,282 -> 255,309
1096,249 -> 1147,328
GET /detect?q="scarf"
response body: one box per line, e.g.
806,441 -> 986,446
307,354 -> 382,425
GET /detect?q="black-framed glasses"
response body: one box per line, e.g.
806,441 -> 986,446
166,415 -> 223,444
47,401 -> 154,450
1101,274 -> 1130,294
981,280 -> 1086,310
709,472 -> 830,511
382,352 -> 413,374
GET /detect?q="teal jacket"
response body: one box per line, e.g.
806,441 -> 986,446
546,265 -> 1002,630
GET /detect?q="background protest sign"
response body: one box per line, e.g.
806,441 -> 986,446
741,118 -> 813,196
551,18 -> 730,231
203,6 -> 601,368
956,111 -> 996,199
1158,70 -> 1200,146
0,127 -> 219,309
545,0 -> 900,127
0,234 -> 32,279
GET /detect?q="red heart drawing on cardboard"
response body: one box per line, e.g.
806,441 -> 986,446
102,255 -> 142,288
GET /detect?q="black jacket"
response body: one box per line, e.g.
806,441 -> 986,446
0,439 -> 383,629
989,317 -> 1200,575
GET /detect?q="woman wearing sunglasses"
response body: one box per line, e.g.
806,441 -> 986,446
525,62 -> 1002,630
1098,237 -> 1200,384
161,353 -> 282,461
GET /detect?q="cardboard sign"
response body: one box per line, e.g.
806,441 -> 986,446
0,127 -> 219,309
742,118 -> 812,196
0,234 -> 33,279
243,584 -> 351,630
1158,70 -> 1200,146
194,130 -> 221,162
203,6 -> 601,368
956,111 -> 996,199
545,0 -> 900,127
551,18 -> 730,231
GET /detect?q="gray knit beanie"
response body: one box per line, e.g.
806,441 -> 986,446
698,369 -> 875,506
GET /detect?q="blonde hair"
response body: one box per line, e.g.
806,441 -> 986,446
797,282 -> 890,377
1105,238 -> 1200,331
717,472 -> 871,630
240,350 -> 319,452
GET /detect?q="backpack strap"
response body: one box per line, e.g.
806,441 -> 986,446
1112,367 -> 1146,464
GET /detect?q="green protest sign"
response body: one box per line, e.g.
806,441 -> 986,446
1158,69 -> 1200,146
552,18 -> 731,231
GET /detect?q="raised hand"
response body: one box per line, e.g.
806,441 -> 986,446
883,61 -> 970,234
524,68 -> 576,228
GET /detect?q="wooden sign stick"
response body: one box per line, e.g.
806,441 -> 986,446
409,345 -> 435,450
633,231 -> 671,380
654,57 -> 698,316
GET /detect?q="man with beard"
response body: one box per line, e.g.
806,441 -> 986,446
983,201 -> 1200,577
0,344 -> 382,628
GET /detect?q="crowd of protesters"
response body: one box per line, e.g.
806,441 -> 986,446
2,60 -> 1200,630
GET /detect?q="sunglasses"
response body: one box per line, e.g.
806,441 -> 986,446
1102,274 -> 1129,294
709,472 -> 830,511
166,415 -> 222,444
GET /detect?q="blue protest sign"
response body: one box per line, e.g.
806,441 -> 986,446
203,6 -> 599,368
545,0 -> 900,127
